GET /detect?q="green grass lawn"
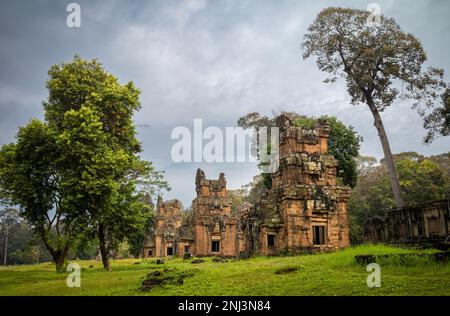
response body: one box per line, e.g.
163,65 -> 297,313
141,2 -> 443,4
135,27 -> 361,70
0,244 -> 449,296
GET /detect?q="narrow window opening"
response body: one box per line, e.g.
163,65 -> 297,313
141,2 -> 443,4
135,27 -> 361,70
417,220 -> 424,236
313,226 -> 325,245
211,241 -> 220,252
267,234 -> 275,247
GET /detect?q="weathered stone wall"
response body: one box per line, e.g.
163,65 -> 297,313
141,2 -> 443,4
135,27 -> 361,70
364,199 -> 450,243
191,169 -> 240,257
143,197 -> 183,258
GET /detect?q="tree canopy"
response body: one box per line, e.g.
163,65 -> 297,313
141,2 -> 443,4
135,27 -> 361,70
301,7 -> 449,208
0,57 -> 169,271
301,7 -> 446,117
0,120 -> 83,271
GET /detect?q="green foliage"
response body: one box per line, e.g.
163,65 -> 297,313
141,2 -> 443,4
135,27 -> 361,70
348,215 -> 364,245
42,56 -> 169,270
423,87 -> 450,143
72,237 -> 99,260
227,188 -> 247,213
323,116 -> 361,188
242,176 -> 263,203
44,56 -> 142,152
0,121 -> 81,271
123,194 -> 157,259
0,209 -> 53,265
292,116 -> 315,129
396,158 -> 449,203
349,153 -> 450,237
0,56 -> 169,270
0,120 -> 58,221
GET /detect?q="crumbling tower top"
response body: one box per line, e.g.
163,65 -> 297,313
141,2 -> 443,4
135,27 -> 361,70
195,168 -> 227,198
157,196 -> 182,217
276,114 -> 331,157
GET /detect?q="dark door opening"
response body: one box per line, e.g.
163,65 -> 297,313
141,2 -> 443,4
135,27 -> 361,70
313,226 -> 326,245
249,224 -> 254,251
167,247 -> 173,256
267,234 -> 275,247
417,220 -> 424,236
184,245 -> 190,254
211,241 -> 220,252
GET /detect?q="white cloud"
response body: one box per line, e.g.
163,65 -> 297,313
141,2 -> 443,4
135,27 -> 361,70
162,0 -> 208,28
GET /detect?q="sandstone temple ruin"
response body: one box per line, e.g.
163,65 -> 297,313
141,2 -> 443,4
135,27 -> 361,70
143,114 -> 351,258
364,200 -> 450,244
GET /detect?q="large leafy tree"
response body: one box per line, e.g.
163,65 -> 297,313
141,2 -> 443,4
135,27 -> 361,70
0,121 -> 84,271
45,57 -> 168,270
301,7 -> 447,207
1,57 -> 168,271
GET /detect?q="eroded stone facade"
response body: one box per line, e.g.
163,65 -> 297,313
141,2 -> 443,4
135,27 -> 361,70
364,200 -> 450,243
240,114 -> 351,256
144,114 -> 351,258
143,197 -> 183,257
190,170 -> 241,256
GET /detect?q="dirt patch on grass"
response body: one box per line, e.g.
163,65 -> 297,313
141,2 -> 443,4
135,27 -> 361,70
141,268 -> 195,292
274,266 -> 301,275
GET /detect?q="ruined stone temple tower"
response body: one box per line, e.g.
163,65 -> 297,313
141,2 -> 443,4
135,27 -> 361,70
143,170 -> 242,258
257,114 -> 351,254
143,114 -> 351,258
143,197 -> 183,257
190,169 -> 240,256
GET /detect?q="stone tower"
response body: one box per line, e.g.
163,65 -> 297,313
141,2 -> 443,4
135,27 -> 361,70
258,114 -> 351,254
191,169 -> 240,256
152,196 -> 183,257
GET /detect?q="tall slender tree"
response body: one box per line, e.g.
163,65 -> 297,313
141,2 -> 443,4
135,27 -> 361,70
301,7 -> 447,207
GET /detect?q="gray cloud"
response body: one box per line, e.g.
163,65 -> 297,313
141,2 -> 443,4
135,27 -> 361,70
1,0 -> 449,205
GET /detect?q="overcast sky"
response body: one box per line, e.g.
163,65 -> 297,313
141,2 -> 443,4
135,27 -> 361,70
1,0 -> 449,206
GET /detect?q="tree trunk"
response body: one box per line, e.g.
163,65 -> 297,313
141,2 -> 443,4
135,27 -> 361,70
38,228 -> 70,273
98,223 -> 111,271
3,226 -> 8,266
367,99 -> 405,208
55,256 -> 65,272
54,246 -> 70,273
